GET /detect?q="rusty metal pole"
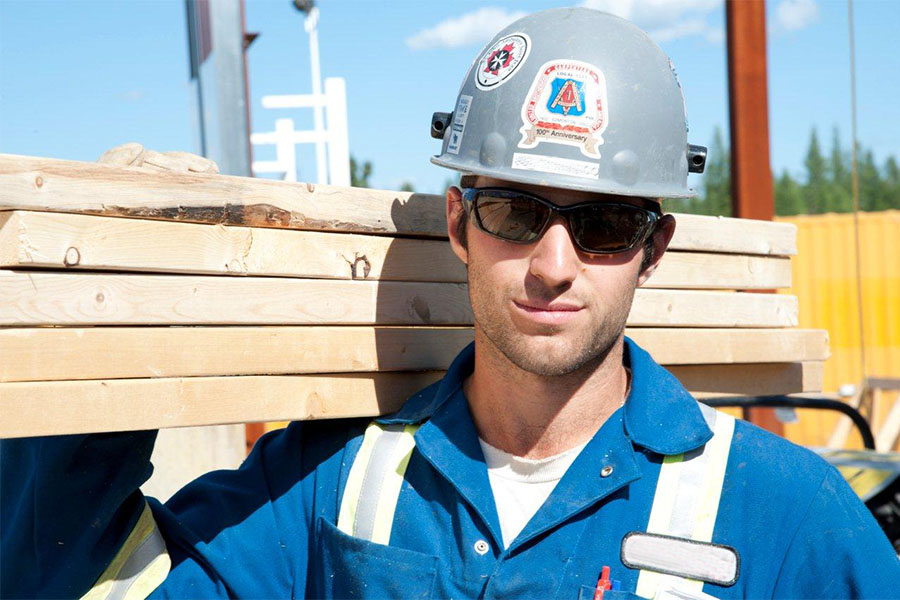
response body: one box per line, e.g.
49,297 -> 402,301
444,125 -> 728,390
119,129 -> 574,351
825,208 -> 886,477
726,0 -> 784,435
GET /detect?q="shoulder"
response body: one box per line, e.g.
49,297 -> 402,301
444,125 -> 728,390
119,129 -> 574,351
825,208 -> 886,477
727,416 -> 834,491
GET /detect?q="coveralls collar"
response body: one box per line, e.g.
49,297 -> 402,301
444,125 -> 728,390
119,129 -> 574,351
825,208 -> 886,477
378,337 -> 713,457
375,337 -> 713,550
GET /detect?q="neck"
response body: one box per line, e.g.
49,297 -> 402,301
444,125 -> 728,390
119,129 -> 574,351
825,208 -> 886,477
465,331 -> 629,459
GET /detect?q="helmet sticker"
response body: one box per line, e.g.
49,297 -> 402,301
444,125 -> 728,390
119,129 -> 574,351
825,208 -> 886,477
475,33 -> 531,91
446,95 -> 473,155
518,60 -> 609,158
511,152 -> 600,180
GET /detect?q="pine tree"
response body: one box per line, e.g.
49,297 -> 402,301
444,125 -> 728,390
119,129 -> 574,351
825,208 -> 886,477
774,170 -> 804,216
803,128 -> 828,214
702,126 -> 731,217
828,126 -> 852,212
858,150 -> 883,211
884,156 -> 900,210
349,156 -> 372,188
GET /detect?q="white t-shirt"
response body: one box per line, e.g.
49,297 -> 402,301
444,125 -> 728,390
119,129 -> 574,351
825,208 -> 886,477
478,437 -> 588,548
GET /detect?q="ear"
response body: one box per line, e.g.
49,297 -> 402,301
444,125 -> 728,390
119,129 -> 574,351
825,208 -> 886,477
637,214 -> 676,287
446,186 -> 468,265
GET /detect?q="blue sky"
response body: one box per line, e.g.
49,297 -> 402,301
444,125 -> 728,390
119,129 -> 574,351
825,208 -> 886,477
1,0 -> 898,194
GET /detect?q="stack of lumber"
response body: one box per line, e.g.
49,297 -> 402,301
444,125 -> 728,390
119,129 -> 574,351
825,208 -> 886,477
0,154 -> 829,438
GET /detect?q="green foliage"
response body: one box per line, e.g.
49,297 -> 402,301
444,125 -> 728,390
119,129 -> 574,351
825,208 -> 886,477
399,181 -> 415,192
349,155 -> 372,188
674,125 -> 899,217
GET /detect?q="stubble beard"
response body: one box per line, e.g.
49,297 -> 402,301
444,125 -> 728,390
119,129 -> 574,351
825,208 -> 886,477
467,256 -> 638,378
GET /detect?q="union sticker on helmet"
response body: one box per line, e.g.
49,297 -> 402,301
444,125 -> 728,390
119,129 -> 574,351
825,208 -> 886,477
518,60 -> 608,158
475,33 -> 531,91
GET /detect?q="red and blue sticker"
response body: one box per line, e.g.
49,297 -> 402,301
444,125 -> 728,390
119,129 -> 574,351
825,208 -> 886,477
519,59 -> 609,158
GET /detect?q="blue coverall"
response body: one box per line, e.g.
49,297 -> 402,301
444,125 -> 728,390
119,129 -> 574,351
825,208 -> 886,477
2,338 -> 899,598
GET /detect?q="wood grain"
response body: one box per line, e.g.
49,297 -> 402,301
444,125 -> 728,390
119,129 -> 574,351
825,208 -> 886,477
0,271 -> 799,327
0,326 -> 828,382
0,362 -> 823,438
0,210 -> 791,288
0,154 -> 795,254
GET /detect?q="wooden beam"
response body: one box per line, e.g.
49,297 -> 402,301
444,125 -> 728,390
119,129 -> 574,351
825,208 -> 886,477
670,212 -> 794,256
675,361 -> 823,398
0,326 -> 828,382
0,210 -> 792,289
0,371 -> 445,438
0,154 -> 448,237
0,270 -> 799,327
0,362 -> 824,438
0,155 -> 796,255
0,210 -> 467,283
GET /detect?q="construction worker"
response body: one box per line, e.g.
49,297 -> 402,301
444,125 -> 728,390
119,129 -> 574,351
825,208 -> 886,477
2,7 -> 898,599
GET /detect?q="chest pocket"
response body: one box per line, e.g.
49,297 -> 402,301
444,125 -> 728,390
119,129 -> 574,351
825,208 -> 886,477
315,422 -> 437,598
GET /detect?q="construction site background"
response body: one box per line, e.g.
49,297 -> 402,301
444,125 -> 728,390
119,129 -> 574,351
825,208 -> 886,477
776,209 -> 899,450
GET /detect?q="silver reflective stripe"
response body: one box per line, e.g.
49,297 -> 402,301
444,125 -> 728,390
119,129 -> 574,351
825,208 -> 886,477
81,502 -> 170,600
353,425 -> 405,541
635,404 -> 735,599
106,526 -> 167,600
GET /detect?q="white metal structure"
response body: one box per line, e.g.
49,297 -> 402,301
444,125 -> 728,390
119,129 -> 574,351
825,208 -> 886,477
251,6 -> 350,186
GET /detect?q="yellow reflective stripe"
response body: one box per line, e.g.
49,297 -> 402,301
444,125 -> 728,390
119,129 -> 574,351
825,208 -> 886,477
369,424 -> 419,545
635,453 -> 685,599
337,422 -> 384,536
81,502 -> 170,600
692,413 -> 735,542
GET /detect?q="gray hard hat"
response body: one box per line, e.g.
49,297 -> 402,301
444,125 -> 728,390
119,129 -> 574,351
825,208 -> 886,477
431,7 -> 706,199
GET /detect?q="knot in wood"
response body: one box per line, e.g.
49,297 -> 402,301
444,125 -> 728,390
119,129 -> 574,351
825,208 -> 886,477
64,247 -> 81,267
35,175 -> 44,188
349,254 -> 371,279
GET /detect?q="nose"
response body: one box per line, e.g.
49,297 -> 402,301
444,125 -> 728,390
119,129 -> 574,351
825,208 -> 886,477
527,217 -> 580,289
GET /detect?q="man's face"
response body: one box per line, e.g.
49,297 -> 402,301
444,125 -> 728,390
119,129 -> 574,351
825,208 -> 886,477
447,176 -> 673,377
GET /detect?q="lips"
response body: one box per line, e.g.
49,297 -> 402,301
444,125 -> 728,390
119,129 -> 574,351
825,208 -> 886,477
511,299 -> 584,326
513,300 -> 583,312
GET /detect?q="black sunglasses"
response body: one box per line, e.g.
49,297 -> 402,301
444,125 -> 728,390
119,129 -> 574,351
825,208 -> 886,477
460,187 -> 661,254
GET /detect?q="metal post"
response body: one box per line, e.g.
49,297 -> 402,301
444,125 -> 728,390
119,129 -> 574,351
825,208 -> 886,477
305,7 -> 328,184
325,78 -> 350,186
209,0 -> 252,176
725,0 -> 782,435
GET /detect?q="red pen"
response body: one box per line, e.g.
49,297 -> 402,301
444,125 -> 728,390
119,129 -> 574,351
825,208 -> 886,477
593,566 -> 612,600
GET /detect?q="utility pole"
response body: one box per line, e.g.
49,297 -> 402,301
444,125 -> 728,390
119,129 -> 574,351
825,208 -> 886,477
726,0 -> 783,435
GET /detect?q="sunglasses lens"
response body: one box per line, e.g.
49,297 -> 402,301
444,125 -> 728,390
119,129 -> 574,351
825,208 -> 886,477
569,204 -> 651,252
474,192 -> 551,242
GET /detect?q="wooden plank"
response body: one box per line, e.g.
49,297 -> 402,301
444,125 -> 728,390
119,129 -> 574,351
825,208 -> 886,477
648,250 -> 790,289
670,213 -> 794,256
0,362 -> 822,438
0,372 -> 445,438
0,326 -> 828,383
0,154 -> 796,254
0,270 -> 473,326
0,271 -> 798,327
0,210 -> 791,288
0,153 -> 448,237
674,361 -> 823,398
0,210 -> 467,283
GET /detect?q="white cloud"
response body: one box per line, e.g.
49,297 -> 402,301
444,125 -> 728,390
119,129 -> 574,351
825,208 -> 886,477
405,7 -> 528,51
581,0 -> 723,43
773,0 -> 819,32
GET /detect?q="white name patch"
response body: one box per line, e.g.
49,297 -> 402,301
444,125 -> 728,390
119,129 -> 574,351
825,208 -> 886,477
621,532 -> 739,587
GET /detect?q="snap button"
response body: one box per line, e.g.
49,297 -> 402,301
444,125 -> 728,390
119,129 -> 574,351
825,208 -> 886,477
600,465 -> 614,477
474,539 -> 490,555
